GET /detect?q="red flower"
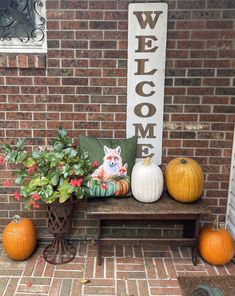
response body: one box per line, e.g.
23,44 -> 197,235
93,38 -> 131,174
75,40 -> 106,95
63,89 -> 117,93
77,178 -> 83,186
0,156 -> 5,164
101,183 -> 107,190
32,193 -> 40,201
27,165 -> 36,174
14,192 -> 21,200
29,200 -> 39,208
70,178 -> 83,187
92,161 -> 99,168
3,179 -> 12,187
70,179 -> 77,187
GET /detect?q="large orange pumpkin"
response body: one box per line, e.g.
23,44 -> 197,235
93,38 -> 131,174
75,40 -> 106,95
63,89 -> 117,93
199,220 -> 235,265
2,215 -> 37,260
165,157 -> 204,203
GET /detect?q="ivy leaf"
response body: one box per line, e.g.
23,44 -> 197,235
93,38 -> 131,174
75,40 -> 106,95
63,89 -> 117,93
61,164 -> 72,178
59,176 -> 66,186
21,186 -> 31,197
6,151 -> 18,162
32,150 -> 42,159
51,127 -> 72,150
39,185 -> 54,201
16,151 -> 27,163
0,144 -> 12,154
28,177 -> 48,190
64,147 -> 77,158
47,191 -> 60,203
81,150 -> 89,160
58,181 -> 73,203
16,139 -> 25,150
52,141 -> 64,151
15,176 -> 23,185
23,157 -> 36,168
50,174 -> 60,186
48,152 -> 64,167
73,164 -> 83,175
58,127 -> 67,139
74,187 -> 84,199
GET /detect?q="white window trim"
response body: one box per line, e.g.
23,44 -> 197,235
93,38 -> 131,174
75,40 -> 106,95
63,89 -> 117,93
0,0 -> 47,53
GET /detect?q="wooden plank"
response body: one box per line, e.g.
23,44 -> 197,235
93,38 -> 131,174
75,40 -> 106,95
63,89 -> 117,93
87,192 -> 208,217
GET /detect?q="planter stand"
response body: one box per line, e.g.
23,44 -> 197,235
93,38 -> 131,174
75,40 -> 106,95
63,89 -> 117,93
43,197 -> 77,265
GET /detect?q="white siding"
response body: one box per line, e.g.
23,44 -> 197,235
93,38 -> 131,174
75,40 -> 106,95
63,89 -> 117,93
225,125 -> 235,240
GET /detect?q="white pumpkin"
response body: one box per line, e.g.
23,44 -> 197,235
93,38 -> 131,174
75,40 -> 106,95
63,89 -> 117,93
131,157 -> 164,203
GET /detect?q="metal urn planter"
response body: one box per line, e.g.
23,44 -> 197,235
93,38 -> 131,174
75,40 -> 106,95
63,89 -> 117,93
43,197 -> 77,265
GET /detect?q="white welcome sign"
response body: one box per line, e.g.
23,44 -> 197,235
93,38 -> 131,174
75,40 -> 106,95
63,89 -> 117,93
127,3 -> 168,164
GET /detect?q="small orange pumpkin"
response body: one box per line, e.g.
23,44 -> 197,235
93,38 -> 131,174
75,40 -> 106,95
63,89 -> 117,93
2,215 -> 37,260
199,219 -> 235,265
115,177 -> 130,196
165,157 -> 204,203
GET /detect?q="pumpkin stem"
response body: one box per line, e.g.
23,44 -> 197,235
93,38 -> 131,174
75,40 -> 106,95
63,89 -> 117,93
143,157 -> 151,166
180,159 -> 188,165
13,215 -> 22,223
212,217 -> 220,230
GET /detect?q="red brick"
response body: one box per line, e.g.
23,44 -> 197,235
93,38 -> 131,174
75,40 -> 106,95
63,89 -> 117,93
17,55 -> 28,68
191,31 -> 220,39
20,104 -> 46,111
6,112 -> 32,120
0,86 -> 19,94
150,287 -> 182,295
76,31 -> 103,40
48,87 -> 75,94
21,86 -> 47,94
6,77 -> 33,85
89,1 -> 117,9
75,11 -> 103,20
34,77 -> 60,85
8,55 -> 17,68
48,279 -> 62,296
176,20 -> 204,30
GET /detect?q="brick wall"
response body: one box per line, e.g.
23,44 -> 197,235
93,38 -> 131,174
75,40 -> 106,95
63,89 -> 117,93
0,0 -> 235,240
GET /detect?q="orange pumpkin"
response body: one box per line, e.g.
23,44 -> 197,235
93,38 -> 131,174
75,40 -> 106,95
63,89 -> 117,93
199,220 -> 235,265
2,215 -> 37,260
165,157 -> 204,203
115,177 -> 130,196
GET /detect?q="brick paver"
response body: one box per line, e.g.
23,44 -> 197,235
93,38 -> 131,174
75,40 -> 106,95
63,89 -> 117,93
0,242 -> 235,296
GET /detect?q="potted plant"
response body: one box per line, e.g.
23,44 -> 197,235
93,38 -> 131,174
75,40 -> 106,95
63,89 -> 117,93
0,127 -> 98,264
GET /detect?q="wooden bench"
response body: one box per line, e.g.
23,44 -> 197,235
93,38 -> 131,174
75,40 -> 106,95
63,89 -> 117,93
87,191 -> 209,265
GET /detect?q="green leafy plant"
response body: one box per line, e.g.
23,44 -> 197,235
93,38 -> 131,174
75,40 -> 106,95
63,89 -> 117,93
0,128 -> 97,210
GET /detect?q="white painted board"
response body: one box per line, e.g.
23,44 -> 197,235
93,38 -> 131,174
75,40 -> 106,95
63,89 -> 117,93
127,2 -> 168,164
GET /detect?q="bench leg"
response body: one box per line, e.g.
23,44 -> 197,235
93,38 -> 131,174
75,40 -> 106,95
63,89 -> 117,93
192,245 -> 198,266
183,219 -> 199,266
96,219 -> 102,265
97,240 -> 101,265
192,219 -> 200,266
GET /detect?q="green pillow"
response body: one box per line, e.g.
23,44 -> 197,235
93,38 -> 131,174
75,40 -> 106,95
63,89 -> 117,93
78,135 -> 137,198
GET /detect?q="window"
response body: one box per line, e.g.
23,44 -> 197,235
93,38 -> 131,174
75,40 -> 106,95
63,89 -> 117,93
0,0 -> 47,53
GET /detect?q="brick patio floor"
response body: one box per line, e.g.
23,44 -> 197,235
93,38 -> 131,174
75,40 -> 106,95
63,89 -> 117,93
0,241 -> 235,296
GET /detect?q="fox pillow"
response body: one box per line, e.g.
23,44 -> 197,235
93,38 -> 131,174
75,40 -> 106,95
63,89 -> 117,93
78,136 -> 137,198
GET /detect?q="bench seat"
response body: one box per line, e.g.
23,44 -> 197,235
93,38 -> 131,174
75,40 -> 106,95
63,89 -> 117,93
87,191 -> 209,265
